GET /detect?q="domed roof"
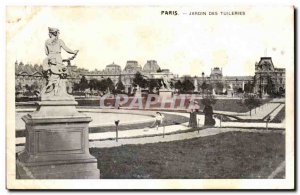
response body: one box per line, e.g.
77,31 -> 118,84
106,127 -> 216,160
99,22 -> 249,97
105,62 -> 121,73
257,57 -> 274,71
143,60 -> 160,73
124,60 -> 142,71
211,67 -> 222,76
106,62 -> 121,68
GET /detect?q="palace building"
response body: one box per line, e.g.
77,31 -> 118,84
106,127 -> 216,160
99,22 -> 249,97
182,57 -> 285,96
15,60 -> 176,94
15,57 -> 285,96
253,57 -> 285,95
190,67 -> 253,93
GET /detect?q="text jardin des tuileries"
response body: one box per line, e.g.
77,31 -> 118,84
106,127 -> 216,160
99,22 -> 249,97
161,10 -> 246,16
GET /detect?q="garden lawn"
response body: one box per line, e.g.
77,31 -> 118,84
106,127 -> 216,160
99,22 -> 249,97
206,98 -> 270,113
271,106 -> 285,123
90,131 -> 284,179
16,98 -> 271,113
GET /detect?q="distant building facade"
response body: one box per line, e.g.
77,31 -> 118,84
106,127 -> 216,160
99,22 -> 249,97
15,60 -> 176,94
253,57 -> 285,95
15,56 -> 286,96
185,67 -> 253,93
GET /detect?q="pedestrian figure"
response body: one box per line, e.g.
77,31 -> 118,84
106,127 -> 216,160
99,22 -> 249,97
155,112 -> 164,130
188,101 -> 200,128
203,105 -> 216,126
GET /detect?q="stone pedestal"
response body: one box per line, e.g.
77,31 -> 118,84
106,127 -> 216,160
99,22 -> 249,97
16,99 -> 100,179
134,91 -> 142,98
134,87 -> 142,98
227,89 -> 234,97
159,89 -> 173,98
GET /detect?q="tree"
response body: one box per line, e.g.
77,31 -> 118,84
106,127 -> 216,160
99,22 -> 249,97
133,72 -> 148,88
98,79 -> 108,92
181,79 -> 195,93
201,94 -> 217,107
34,64 -> 42,72
200,82 -> 208,94
215,82 -> 224,94
206,83 -> 213,92
23,83 -> 38,96
15,82 -> 22,92
252,75 -> 257,89
78,76 -> 89,91
73,82 -> 80,91
174,80 -> 183,93
244,81 -> 253,93
106,78 -> 115,92
237,88 -> 244,94
31,81 -> 40,92
17,62 -> 25,73
243,94 -> 261,116
148,79 -> 160,93
25,84 -> 33,92
116,78 -> 125,93
278,87 -> 285,97
88,79 -> 99,91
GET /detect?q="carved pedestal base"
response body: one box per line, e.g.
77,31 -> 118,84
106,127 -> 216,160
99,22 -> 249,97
16,100 -> 100,179
227,89 -> 234,97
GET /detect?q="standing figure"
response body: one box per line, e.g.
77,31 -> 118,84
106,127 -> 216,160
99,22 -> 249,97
188,101 -> 199,128
41,27 -> 78,99
203,105 -> 216,126
155,112 -> 165,130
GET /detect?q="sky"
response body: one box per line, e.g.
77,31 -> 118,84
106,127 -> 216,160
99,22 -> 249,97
6,6 -> 294,76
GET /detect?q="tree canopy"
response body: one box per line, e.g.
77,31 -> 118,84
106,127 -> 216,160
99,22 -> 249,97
148,79 -> 160,93
133,72 -> 148,88
181,79 -> 195,93
116,77 -> 125,93
201,94 -> 217,106
243,94 -> 261,116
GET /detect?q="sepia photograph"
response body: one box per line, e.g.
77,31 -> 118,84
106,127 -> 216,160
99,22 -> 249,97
5,5 -> 295,190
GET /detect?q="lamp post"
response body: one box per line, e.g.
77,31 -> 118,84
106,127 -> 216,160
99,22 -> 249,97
201,72 -> 205,96
115,120 -> 120,142
198,118 -> 200,133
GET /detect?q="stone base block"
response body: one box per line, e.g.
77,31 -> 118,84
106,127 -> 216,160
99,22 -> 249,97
159,90 -> 173,98
16,99 -> 100,179
17,158 -> 99,179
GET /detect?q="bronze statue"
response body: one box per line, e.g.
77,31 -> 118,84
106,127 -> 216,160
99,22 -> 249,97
41,27 -> 79,99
